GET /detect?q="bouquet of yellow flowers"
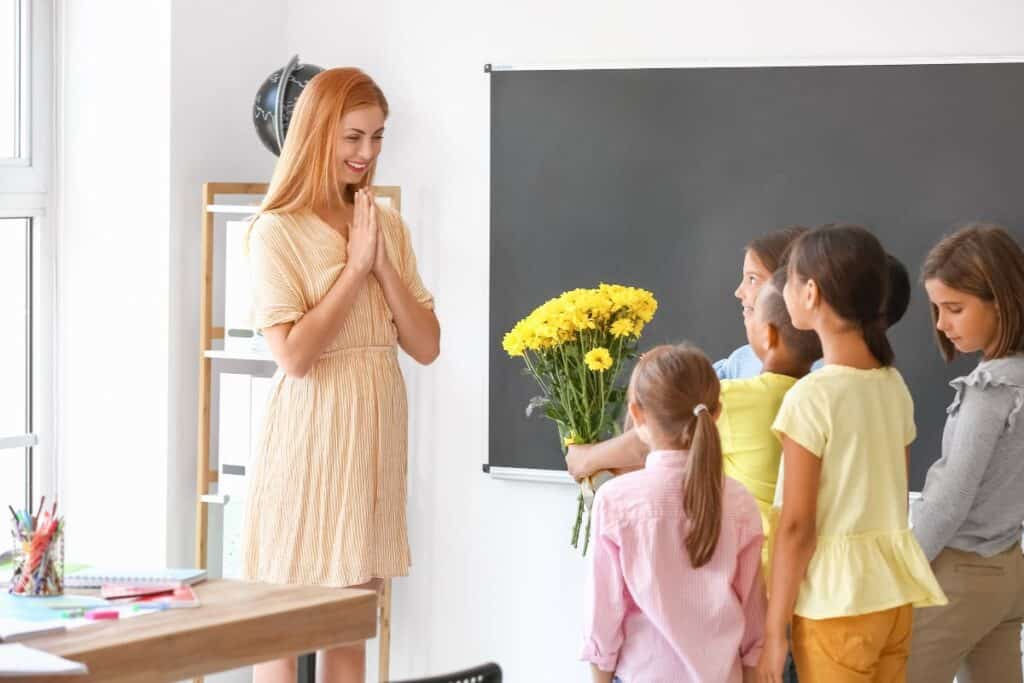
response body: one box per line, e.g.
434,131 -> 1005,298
502,283 -> 658,554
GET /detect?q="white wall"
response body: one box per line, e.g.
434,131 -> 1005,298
283,1 -> 1024,681
59,0 -> 171,567
59,0 -> 284,569
168,0 -> 284,568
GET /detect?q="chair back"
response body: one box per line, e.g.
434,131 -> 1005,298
388,661 -> 502,683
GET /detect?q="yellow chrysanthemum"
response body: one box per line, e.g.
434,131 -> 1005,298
502,329 -> 526,357
584,347 -> 613,372
610,318 -> 634,338
633,297 -> 657,323
504,284 -> 657,354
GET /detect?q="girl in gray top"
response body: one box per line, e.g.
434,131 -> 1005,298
909,224 -> 1024,683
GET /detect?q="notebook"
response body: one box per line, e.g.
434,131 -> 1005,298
0,618 -> 66,643
101,583 -> 183,600
0,643 -> 88,676
65,568 -> 207,589
0,593 -> 108,614
132,584 -> 200,609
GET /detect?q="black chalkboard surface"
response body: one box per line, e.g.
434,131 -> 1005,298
488,63 -> 1024,488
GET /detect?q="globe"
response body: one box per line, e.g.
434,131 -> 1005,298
252,55 -> 324,156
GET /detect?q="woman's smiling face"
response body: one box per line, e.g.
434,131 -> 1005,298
335,105 -> 386,185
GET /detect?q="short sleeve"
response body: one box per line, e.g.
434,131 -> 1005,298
714,345 -> 763,381
772,380 -> 829,457
384,208 -> 434,310
247,215 -> 306,330
713,356 -> 731,380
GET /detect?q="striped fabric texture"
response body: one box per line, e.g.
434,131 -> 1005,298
240,207 -> 434,587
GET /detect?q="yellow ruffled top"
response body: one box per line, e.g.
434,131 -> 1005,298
771,365 -> 947,618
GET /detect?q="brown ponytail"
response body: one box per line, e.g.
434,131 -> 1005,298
863,316 -> 894,367
684,406 -> 724,567
629,344 -> 724,568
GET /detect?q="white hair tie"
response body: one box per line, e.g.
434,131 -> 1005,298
693,403 -> 709,417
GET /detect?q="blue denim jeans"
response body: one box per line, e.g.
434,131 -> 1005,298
784,649 -> 800,682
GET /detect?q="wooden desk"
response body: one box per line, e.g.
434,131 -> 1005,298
28,580 -> 378,683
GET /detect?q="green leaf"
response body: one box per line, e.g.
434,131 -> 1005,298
525,395 -> 550,418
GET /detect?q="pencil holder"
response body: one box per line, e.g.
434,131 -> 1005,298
9,516 -> 64,596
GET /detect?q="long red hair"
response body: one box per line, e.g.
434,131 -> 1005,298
259,67 -> 388,215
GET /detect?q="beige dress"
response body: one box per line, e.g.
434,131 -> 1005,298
240,206 -> 433,587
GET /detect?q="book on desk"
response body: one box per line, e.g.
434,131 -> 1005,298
65,567 -> 207,589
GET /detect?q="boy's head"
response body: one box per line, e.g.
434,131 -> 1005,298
744,268 -> 822,370
885,253 -> 911,327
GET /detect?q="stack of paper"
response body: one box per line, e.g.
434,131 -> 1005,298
0,618 -> 65,643
0,594 -> 107,643
0,643 -> 87,676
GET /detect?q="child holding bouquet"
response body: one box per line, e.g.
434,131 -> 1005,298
580,343 -> 765,683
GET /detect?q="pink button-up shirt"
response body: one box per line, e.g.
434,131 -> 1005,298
580,450 -> 766,683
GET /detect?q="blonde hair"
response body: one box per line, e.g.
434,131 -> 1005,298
259,67 -> 388,215
629,343 -> 723,568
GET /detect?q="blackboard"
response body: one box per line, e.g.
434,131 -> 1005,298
488,62 -> 1024,488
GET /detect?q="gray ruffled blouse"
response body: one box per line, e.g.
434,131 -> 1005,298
911,355 -> 1024,561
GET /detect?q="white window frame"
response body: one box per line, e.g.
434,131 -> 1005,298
0,216 -> 53,514
1,0 -> 55,511
0,0 -> 30,166
0,0 -> 50,199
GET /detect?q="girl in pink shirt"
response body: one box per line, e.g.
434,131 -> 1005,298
581,343 -> 767,683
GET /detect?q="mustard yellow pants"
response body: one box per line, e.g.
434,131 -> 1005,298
792,604 -> 913,683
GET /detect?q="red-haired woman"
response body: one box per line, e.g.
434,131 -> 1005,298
241,67 -> 440,683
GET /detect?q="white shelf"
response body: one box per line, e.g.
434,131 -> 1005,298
206,204 -> 261,215
204,349 -> 275,362
486,466 -> 576,485
0,433 -> 38,450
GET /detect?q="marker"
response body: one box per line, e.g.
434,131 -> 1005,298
132,602 -> 169,612
85,609 -> 120,621
33,496 -> 45,530
59,608 -> 86,619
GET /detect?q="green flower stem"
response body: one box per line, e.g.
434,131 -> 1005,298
582,505 -> 592,556
557,344 -> 586,439
574,338 -> 591,438
523,352 -> 551,398
571,490 -> 584,547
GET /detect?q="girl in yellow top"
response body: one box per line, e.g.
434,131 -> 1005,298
757,224 -> 946,683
